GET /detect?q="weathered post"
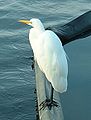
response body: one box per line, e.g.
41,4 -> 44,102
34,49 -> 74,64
35,62 -> 64,120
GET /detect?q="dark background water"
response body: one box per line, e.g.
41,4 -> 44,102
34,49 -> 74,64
0,0 -> 91,120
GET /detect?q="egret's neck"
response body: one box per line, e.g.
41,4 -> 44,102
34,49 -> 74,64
36,23 -> 45,32
29,22 -> 45,44
31,23 -> 45,37
29,26 -> 44,45
29,27 -> 44,59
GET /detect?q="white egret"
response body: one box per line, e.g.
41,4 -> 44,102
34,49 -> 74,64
19,19 -> 68,110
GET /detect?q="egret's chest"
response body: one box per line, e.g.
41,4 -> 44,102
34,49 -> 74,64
29,29 -> 45,58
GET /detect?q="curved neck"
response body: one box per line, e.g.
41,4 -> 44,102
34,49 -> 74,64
37,23 -> 45,32
29,27 -> 44,41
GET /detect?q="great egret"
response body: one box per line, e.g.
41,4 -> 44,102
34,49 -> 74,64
19,19 -> 68,110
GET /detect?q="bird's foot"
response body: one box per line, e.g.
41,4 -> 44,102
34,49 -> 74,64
39,99 -> 58,110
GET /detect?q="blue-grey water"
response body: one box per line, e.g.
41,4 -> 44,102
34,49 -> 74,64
0,0 -> 91,120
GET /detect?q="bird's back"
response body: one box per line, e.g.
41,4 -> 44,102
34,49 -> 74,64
34,30 -> 68,93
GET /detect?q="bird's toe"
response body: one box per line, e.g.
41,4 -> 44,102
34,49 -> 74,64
39,99 -> 58,110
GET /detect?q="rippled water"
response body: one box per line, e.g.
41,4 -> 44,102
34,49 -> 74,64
0,0 -> 91,120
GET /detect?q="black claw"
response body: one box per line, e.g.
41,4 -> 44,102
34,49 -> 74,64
39,99 -> 58,110
31,62 -> 34,70
29,56 -> 34,70
31,62 -> 34,69
34,89 -> 36,93
30,56 -> 34,61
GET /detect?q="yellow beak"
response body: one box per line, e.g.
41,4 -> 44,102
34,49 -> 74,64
18,20 -> 32,25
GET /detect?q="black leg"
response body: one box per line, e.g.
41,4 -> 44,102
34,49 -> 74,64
39,83 -> 58,110
50,84 -> 54,101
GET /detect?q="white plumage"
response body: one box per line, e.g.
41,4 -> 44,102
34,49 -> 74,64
29,18 -> 68,93
19,18 -> 68,93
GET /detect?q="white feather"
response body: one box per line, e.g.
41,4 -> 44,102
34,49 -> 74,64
29,19 -> 68,93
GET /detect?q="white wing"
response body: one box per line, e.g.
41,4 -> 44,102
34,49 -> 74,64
34,30 -> 68,93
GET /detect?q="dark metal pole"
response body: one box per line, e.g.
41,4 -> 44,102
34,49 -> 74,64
46,10 -> 91,45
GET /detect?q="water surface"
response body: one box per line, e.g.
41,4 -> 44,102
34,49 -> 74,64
0,0 -> 91,120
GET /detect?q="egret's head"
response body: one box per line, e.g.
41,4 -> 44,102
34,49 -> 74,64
19,18 -> 45,31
